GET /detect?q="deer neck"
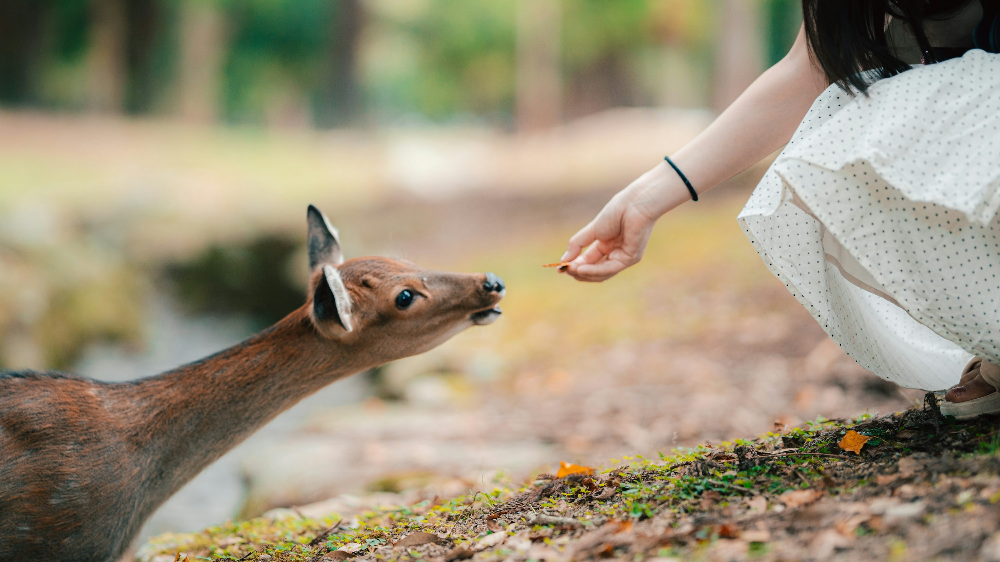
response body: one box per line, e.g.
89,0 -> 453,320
124,306 -> 369,509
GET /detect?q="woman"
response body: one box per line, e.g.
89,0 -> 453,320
561,0 -> 1000,419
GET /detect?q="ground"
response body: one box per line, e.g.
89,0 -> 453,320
139,400 -> 1000,562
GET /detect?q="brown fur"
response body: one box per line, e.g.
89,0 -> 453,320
0,217 -> 503,562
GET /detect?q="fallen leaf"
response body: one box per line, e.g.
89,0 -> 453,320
525,513 -> 584,527
556,461 -> 595,478
834,513 -> 871,536
525,545 -> 562,561
339,543 -> 364,553
320,553 -> 352,562
611,520 -> 633,533
875,473 -> 899,486
746,496 -> 768,513
594,486 -> 617,500
529,527 -> 553,540
476,532 -> 507,550
839,430 -> 871,455
779,489 -> 822,508
718,524 -> 741,539
810,529 -> 850,559
897,456 -> 921,477
394,532 -> 442,548
444,547 -> 474,562
700,490 -> 722,510
742,529 -> 771,542
486,519 -> 503,533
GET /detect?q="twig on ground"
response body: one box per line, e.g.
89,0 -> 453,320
766,452 -> 852,460
793,470 -> 810,486
706,479 -> 756,494
309,519 -> 343,546
524,513 -> 584,527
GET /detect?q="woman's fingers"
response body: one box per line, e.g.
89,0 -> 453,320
562,220 -> 598,262
571,258 -> 628,282
576,241 -> 609,265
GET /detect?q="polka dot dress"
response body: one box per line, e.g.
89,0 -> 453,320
738,50 -> 1000,391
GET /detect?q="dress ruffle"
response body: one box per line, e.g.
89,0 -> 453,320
739,51 -> 1000,390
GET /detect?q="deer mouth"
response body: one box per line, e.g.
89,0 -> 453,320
470,306 -> 502,325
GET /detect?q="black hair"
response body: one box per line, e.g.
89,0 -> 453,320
802,0 -> 998,93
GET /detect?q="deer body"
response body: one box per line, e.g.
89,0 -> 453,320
0,207 -> 505,562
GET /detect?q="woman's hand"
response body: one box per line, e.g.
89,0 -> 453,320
561,162 -> 690,282
560,25 -> 826,283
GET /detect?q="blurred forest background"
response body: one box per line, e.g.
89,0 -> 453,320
1,0 -> 801,126
2,0 -> 922,549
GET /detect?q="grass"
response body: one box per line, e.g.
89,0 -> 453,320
140,403 -> 1000,562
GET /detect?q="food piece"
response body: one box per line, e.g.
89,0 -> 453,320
543,262 -> 571,271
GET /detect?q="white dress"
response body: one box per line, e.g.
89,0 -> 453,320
738,50 -> 1000,391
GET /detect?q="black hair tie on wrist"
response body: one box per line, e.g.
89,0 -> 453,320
664,156 -> 698,202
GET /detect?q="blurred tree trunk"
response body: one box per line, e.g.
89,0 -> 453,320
177,0 -> 225,123
516,0 -> 562,132
316,0 -> 363,128
711,0 -> 765,112
0,1 -> 46,104
123,0 -> 163,114
87,0 -> 127,113
563,52 -> 635,119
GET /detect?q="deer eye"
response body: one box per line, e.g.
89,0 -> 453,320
395,289 -> 415,310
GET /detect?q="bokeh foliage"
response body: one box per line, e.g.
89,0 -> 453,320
1,0 -> 802,126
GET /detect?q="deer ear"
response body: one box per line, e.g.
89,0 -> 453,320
313,265 -> 353,332
307,204 -> 344,269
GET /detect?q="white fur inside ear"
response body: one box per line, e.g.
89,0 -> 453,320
319,212 -> 343,266
322,265 -> 353,332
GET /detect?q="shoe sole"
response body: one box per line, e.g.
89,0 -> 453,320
939,392 -> 1000,420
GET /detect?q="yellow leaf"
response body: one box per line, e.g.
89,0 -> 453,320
556,461 -> 594,478
838,430 -> 870,455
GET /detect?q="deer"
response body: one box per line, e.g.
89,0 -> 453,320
0,205 -> 506,562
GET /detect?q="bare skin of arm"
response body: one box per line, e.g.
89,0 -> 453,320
562,25 -> 829,282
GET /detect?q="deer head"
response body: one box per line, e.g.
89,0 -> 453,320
304,205 -> 504,361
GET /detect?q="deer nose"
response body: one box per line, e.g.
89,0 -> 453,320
483,272 -> 505,293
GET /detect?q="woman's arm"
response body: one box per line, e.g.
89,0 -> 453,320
563,25 -> 829,282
